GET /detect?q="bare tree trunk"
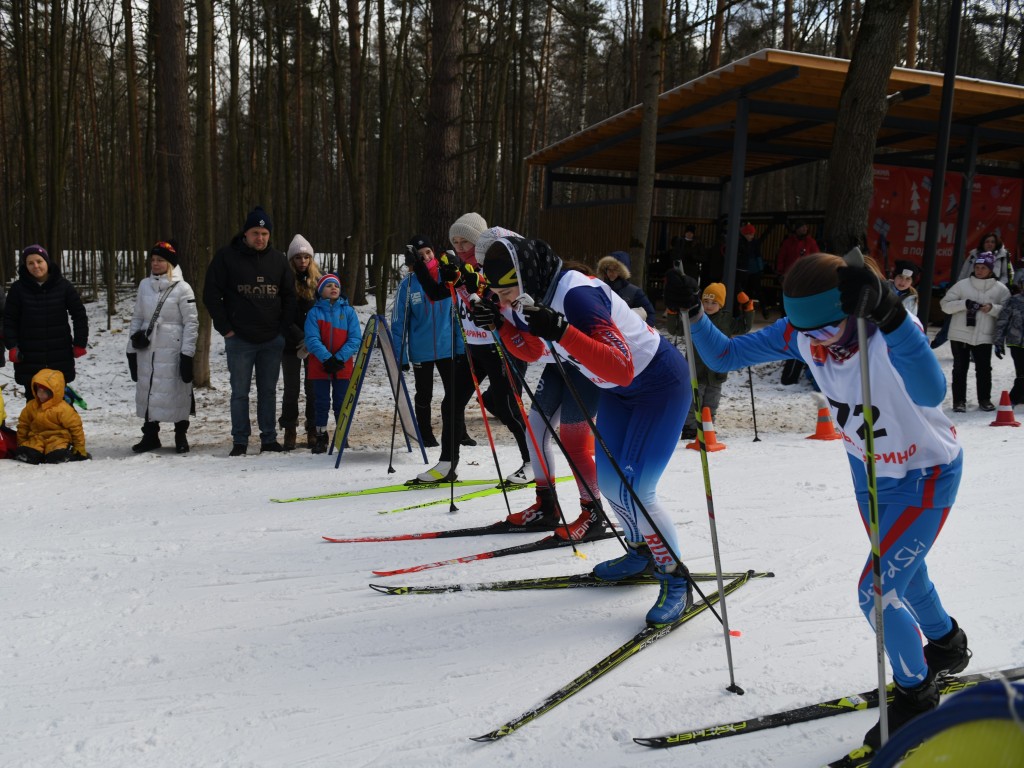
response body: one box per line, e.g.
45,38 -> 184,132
420,0 -> 463,246
154,0 -> 199,294
708,0 -> 727,70
193,0 -> 216,386
838,0 -> 855,57
630,0 -> 666,291
824,0 -> 914,253
905,0 -> 918,66
783,0 -> 794,49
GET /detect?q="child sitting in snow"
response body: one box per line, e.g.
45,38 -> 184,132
14,368 -> 90,464
303,274 -> 362,454
680,282 -> 753,440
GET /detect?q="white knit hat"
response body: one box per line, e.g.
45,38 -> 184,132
448,212 -> 488,245
475,226 -> 522,263
288,234 -> 314,259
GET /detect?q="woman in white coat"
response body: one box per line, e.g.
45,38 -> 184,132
940,251 -> 1011,413
127,241 -> 199,453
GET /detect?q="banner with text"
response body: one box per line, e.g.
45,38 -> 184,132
868,164 -> 1021,282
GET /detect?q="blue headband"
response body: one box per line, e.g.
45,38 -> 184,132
783,287 -> 847,330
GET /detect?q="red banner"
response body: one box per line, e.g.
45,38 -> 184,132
868,164 -> 1021,282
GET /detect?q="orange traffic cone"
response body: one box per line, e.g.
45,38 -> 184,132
806,406 -> 841,440
989,391 -> 1020,427
686,407 -> 726,452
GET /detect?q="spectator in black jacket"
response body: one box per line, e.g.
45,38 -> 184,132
203,206 -> 297,456
596,252 -> 657,326
3,245 -> 89,398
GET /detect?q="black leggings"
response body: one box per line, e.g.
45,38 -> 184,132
457,344 -> 530,462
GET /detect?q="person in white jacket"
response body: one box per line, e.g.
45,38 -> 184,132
126,241 -> 200,453
940,251 -> 1011,413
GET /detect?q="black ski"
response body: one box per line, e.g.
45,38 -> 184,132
370,570 -> 773,595
633,665 -> 1024,750
370,529 -> 618,577
470,570 -> 762,742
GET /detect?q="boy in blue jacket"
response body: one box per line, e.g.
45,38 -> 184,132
304,274 -> 362,453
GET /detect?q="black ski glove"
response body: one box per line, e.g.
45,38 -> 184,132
837,264 -> 907,333
664,271 -> 701,317
130,330 -> 151,349
462,265 -> 482,296
523,304 -> 569,342
180,354 -> 194,384
471,299 -> 503,330
127,353 -> 138,382
322,357 -> 343,375
438,252 -> 462,285
995,342 -> 1005,359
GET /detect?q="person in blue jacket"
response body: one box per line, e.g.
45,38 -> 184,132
666,250 -> 971,752
391,234 -> 468,482
304,274 -> 362,454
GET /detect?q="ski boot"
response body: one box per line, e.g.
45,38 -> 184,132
646,564 -> 693,626
504,461 -> 533,486
506,486 -> 558,529
555,499 -> 607,541
415,461 -> 457,483
924,618 -> 971,677
864,671 -> 939,750
593,541 -> 655,582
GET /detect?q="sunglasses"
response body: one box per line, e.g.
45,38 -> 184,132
801,323 -> 842,342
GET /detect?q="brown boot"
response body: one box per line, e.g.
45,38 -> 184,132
306,431 -> 317,449
283,427 -> 297,451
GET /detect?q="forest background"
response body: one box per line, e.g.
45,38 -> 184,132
0,0 -> 1021,386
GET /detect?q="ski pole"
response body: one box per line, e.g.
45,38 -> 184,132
447,281 -> 512,516
679,301 -> 743,694
387,278 -> 413,473
496,339 -> 623,556
747,366 -> 761,442
844,246 -> 889,746
516,295 -> 729,630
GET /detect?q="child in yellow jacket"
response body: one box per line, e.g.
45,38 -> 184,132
14,368 -> 89,464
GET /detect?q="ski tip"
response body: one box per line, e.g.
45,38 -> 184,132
469,733 -> 501,743
631,737 -> 666,748
368,584 -> 397,594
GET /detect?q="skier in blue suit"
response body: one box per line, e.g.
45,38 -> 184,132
666,250 -> 971,751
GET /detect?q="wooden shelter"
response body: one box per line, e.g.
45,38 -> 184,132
527,48 -> 1024,306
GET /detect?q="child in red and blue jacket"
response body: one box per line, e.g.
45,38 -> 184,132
303,274 -> 362,453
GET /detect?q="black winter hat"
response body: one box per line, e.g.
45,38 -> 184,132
243,206 -> 273,233
150,240 -> 180,267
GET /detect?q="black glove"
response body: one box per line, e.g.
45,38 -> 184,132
462,266 -> 482,295
130,330 -> 150,349
664,271 -> 701,317
995,343 -> 1005,359
322,356 -> 343,375
127,353 -> 138,382
964,299 -> 980,327
404,244 -> 424,267
180,354 -> 194,383
438,252 -> 462,285
523,304 -> 569,342
471,299 -> 503,330
837,265 -> 907,333
402,363 -> 410,372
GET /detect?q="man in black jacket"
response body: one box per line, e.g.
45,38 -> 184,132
204,207 -> 297,456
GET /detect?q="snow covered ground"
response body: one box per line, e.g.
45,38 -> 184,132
3,291 -> 1022,768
